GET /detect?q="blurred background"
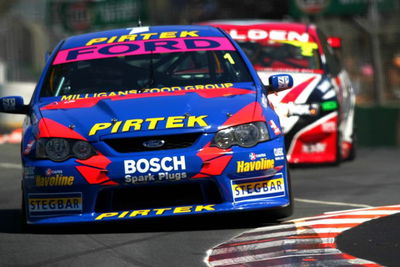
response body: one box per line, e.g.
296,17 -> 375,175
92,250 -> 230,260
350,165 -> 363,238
0,0 -> 399,147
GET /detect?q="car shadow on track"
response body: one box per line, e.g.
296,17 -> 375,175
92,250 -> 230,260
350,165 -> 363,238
0,208 -> 285,235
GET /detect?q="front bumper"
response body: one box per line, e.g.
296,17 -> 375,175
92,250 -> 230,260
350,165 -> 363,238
22,135 -> 291,225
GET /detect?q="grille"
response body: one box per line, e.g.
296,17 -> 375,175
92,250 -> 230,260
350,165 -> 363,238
95,182 -> 223,213
104,133 -> 202,153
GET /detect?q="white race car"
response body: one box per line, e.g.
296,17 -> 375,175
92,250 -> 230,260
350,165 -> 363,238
203,20 -> 356,164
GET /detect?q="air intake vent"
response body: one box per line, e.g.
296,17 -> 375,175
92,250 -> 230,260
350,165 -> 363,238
104,133 -> 202,153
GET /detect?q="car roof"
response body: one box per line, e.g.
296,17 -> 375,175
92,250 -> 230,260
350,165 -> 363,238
60,25 -> 226,50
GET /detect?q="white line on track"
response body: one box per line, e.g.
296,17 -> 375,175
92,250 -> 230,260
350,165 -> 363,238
295,197 -> 372,208
0,162 -> 21,169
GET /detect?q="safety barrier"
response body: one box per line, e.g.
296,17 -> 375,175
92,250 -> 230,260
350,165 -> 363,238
355,105 -> 400,147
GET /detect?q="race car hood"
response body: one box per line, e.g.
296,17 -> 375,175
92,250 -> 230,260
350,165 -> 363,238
38,86 -> 261,142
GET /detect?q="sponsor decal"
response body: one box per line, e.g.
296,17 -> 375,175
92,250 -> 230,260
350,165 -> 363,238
278,75 -> 290,89
28,193 -> 82,216
236,158 -> 274,173
1,98 -> 16,111
54,37 -> 235,65
95,204 -> 216,220
288,103 -> 319,116
35,175 -> 75,187
86,31 -> 200,45
302,142 -> 327,153
268,120 -> 281,135
322,121 -> 336,133
89,115 -> 208,136
228,29 -> 310,42
124,156 -> 187,184
249,152 -> 266,161
274,147 -> 285,160
321,100 -> 338,111
231,173 -> 285,201
45,168 -> 63,176
59,83 -> 234,101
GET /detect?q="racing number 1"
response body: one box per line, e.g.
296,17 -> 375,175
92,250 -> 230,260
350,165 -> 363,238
223,53 -> 235,64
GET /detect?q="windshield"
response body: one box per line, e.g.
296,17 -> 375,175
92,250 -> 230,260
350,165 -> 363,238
41,50 -> 253,98
237,40 -> 321,70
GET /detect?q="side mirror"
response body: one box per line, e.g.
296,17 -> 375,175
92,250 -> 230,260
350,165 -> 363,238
266,74 -> 294,95
327,37 -> 342,49
0,96 -> 28,114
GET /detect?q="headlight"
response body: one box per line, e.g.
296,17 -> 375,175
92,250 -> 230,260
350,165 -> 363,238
212,122 -> 270,149
36,138 -> 96,162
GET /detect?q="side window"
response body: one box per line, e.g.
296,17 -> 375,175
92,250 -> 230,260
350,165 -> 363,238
317,29 -> 342,76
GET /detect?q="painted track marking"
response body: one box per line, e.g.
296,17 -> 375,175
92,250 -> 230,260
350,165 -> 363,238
206,204 -> 400,266
0,162 -> 21,169
295,197 -> 372,208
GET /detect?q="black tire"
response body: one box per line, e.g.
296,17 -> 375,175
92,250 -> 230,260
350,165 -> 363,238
334,130 -> 342,166
346,127 -> 357,161
20,193 -> 29,232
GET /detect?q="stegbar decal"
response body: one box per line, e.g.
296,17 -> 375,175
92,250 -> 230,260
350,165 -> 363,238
231,173 -> 285,202
95,204 -> 216,220
89,115 -> 208,136
54,37 -> 235,64
28,192 -> 82,216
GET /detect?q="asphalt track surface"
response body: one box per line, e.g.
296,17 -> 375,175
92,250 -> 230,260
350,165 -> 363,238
0,143 -> 399,266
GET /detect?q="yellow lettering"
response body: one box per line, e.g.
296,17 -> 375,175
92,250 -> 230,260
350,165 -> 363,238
107,36 -> 118,43
122,119 -> 143,132
118,91 -> 128,96
118,211 -> 129,218
224,83 -> 233,88
129,209 -> 151,217
153,208 -> 172,215
111,121 -> 122,133
95,212 -> 118,220
89,123 -> 112,136
173,206 -> 192,213
61,95 -> 74,101
67,177 -> 74,185
160,31 -> 177,38
140,33 -> 158,40
166,116 -> 185,128
117,34 -> 137,42
145,117 -> 164,130
86,37 -> 108,46
180,31 -> 199,37
195,205 -> 216,212
187,115 -> 208,127
237,161 -> 244,173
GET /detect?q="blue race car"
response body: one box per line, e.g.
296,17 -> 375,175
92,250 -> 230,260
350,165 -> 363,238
0,25 -> 293,225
